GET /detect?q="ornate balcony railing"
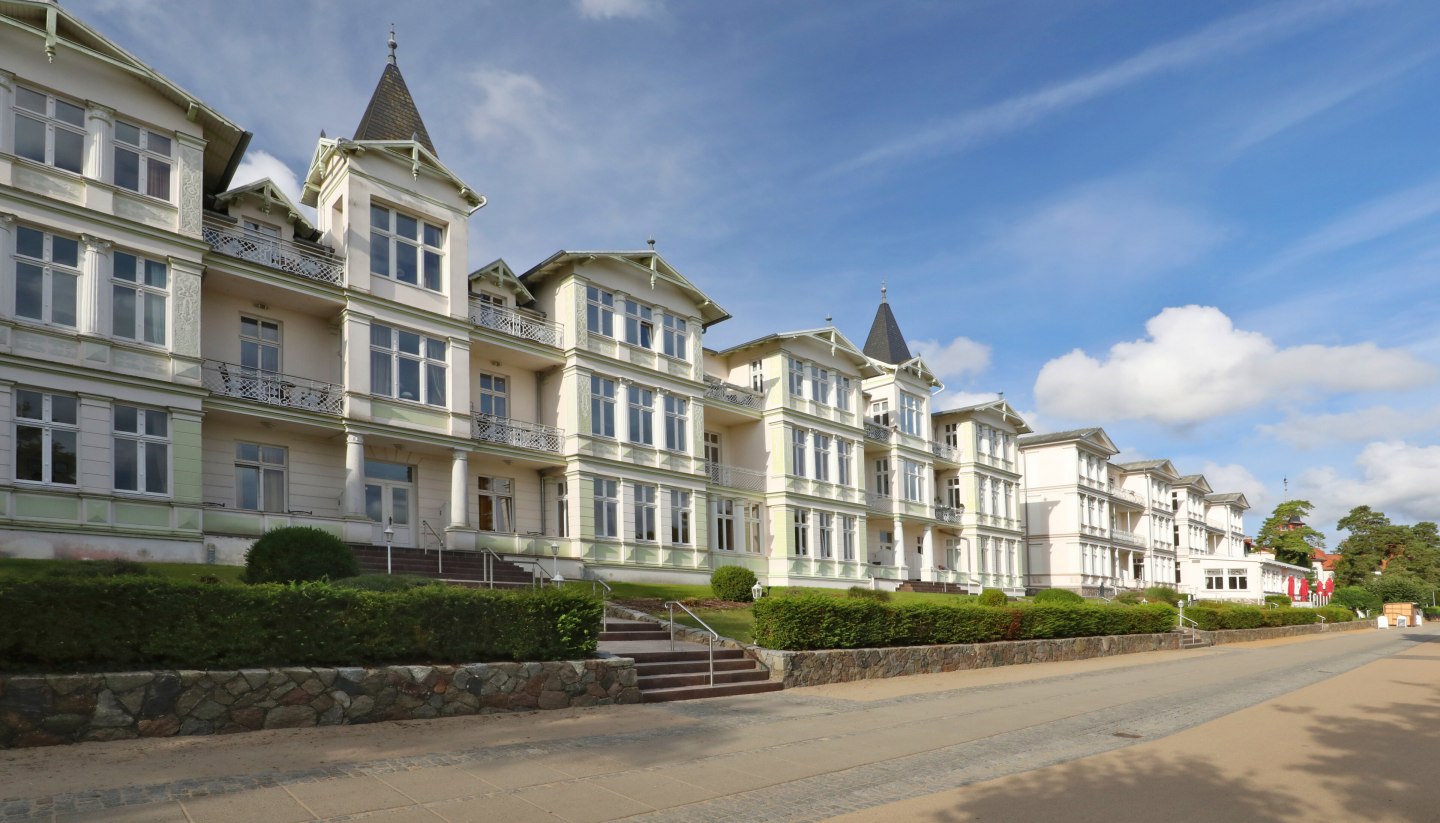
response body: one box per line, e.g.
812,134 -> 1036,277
1108,486 -> 1144,505
866,491 -> 893,510
1112,529 -> 1146,547
202,217 -> 343,285
864,421 -> 892,443
703,378 -> 763,410
930,441 -> 961,462
935,505 -> 963,524
470,300 -> 563,348
202,360 -> 343,415
704,461 -> 766,492
471,413 -> 563,453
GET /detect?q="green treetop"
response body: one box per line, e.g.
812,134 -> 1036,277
1254,500 -> 1324,568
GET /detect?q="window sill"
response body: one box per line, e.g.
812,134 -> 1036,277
371,272 -> 445,296
11,480 -> 79,492
9,317 -> 81,338
111,490 -> 172,501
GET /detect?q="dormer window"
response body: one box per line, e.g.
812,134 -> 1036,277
370,203 -> 444,291
14,86 -> 84,174
113,121 -> 172,200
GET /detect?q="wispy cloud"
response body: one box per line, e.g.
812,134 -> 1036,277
577,0 -> 662,20
827,0 -> 1373,177
1257,405 -> 1440,449
1258,174 -> 1440,276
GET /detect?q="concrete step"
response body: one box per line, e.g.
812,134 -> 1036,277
598,631 -> 672,642
640,680 -> 784,703
621,649 -> 748,664
639,669 -> 771,690
634,658 -> 761,676
898,582 -> 970,594
603,620 -> 664,631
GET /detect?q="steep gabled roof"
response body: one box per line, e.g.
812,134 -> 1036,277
863,299 -> 912,364
932,398 -> 1034,434
1114,459 -> 1181,479
1205,492 -> 1250,509
354,47 -> 436,155
214,178 -> 317,238
1018,427 -> 1118,455
520,250 -> 731,328
716,327 -> 882,375
1173,474 -> 1214,494
468,259 -> 536,307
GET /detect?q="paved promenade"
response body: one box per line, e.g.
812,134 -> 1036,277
1,624 -> 1434,822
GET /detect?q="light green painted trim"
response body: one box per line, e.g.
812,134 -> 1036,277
14,492 -> 78,520
171,416 -> 204,505
0,353 -> 209,401
114,501 -> 171,528
84,499 -> 108,524
0,186 -> 211,255
367,399 -> 453,430
176,508 -> 201,531
202,511 -> 266,536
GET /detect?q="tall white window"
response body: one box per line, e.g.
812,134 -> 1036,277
664,395 -> 687,452
14,226 -> 79,329
837,376 -> 852,411
235,443 -> 286,512
790,427 -> 807,476
113,404 -> 168,494
813,433 -> 831,482
1003,482 -> 1013,520
944,422 -> 959,448
715,499 -> 735,551
793,509 -> 810,556
240,317 -> 280,375
623,300 -> 654,347
902,459 -> 924,502
14,389 -> 77,486
14,86 -> 84,173
670,490 -> 692,544
870,399 -> 890,426
810,366 -> 831,405
841,515 -> 856,561
745,503 -> 763,553
874,458 -> 891,497
704,431 -> 720,464
590,376 -> 617,437
977,477 -> 989,514
946,476 -> 961,508
113,121 -> 171,200
837,440 -> 853,486
370,204 -> 444,290
662,315 -> 687,359
627,386 -> 654,445
788,357 -> 806,397
586,286 -> 615,337
899,392 -> 923,436
370,324 -> 446,406
477,373 -> 508,417
817,512 -> 834,559
594,478 -> 619,538
112,251 -> 167,345
633,483 -> 657,541
556,479 -> 569,537
749,360 -> 764,392
477,476 -> 514,532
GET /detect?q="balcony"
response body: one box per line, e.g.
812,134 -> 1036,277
864,421 -> 891,443
469,300 -> 563,348
1112,529 -> 1146,547
704,461 -> 765,492
935,505 -> 963,524
202,217 -> 343,285
703,378 -> 763,410
202,360 -> 343,415
471,413 -> 563,453
930,441 -> 961,463
866,491 -> 893,511
1109,486 -> 1144,506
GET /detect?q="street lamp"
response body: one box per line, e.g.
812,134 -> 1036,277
549,542 -> 564,586
751,581 -> 765,601
383,523 -> 395,575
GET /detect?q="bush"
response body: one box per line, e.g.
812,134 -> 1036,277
1264,594 -> 1292,608
42,558 -> 154,578
1033,588 -> 1084,604
751,595 -> 1176,650
1315,605 -> 1355,623
1183,604 -> 1359,631
710,565 -> 758,602
243,526 -> 359,584
1424,606 -> 1440,619
846,586 -> 891,602
331,574 -> 439,592
1114,591 -> 1146,605
0,577 -> 602,671
1330,586 -> 1382,614
978,588 -> 1008,607
1364,574 -> 1431,604
1144,586 -> 1181,606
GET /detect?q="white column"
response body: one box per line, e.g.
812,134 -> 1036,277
894,518 -> 909,580
78,234 -> 110,337
920,524 -> 936,582
343,433 -> 365,517
83,101 -> 113,181
0,71 -> 15,163
0,212 -> 16,318
449,449 -> 469,529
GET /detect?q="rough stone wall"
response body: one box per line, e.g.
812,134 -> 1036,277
0,659 -> 638,749
1202,619 -> 1374,645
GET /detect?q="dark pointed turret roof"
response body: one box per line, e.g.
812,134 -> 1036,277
353,37 -> 436,156
862,288 -> 912,364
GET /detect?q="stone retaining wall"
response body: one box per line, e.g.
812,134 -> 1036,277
0,658 -> 638,749
1202,619 -> 1373,645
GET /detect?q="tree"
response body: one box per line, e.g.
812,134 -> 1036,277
1254,500 -> 1324,568
1333,507 -> 1440,588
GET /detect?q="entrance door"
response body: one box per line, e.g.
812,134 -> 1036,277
365,460 -> 414,547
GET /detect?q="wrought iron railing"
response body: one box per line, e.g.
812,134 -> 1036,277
935,505 -> 962,524
930,441 -> 961,462
864,421 -> 891,443
202,360 -> 344,415
704,461 -> 766,492
703,378 -> 763,410
471,413 -> 564,453
202,217 -> 343,285
469,300 -> 563,348
867,491 -> 893,510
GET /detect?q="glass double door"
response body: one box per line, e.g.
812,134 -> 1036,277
365,460 -> 414,547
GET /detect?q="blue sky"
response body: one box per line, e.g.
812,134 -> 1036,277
76,0 -> 1440,538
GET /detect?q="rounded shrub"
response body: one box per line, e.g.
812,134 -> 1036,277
846,585 -> 892,602
1033,588 -> 1084,604
978,588 -> 1008,607
1331,585 -> 1381,613
1144,586 -> 1181,606
1264,594 -> 1292,608
243,526 -> 358,584
711,565 -> 758,602
330,574 -> 438,592
1364,574 -> 1431,604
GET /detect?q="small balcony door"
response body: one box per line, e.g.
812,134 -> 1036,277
239,316 -> 281,401
365,460 -> 414,547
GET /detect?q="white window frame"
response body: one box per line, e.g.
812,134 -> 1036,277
662,314 -> 687,359
476,372 -> 509,417
111,250 -> 168,345
870,399 -> 890,426
586,286 -> 615,337
633,482 -> 657,542
790,427 -> 807,477
594,477 -> 619,538
817,512 -> 834,559
836,376 -> 852,412
813,433 -> 831,482
841,515 -> 856,561
370,203 -> 445,291
670,490 -> 692,544
370,323 -> 447,407
235,442 -> 287,513
902,459 -> 924,502
899,392 -> 923,436
13,389 -> 78,486
837,440 -> 853,486
627,385 -> 654,445
623,299 -> 654,348
810,365 -> 830,405
590,376 -> 616,437
113,120 -> 172,201
744,503 -> 763,553
793,508 -> 810,556
749,360 -> 764,392
874,458 -> 891,497
556,479 -> 569,537
787,357 -> 806,397
13,225 -> 79,329
477,476 -> 514,533
13,85 -> 85,174
663,395 -> 688,452
715,498 -> 736,551
113,404 -> 169,495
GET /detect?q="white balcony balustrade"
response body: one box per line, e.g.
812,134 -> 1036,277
929,441 -> 961,462
704,461 -> 766,492
471,413 -> 564,453
202,360 -> 343,415
864,421 -> 892,443
469,300 -> 563,348
703,378 -> 763,410
935,505 -> 963,524
202,218 -> 343,285
1112,529 -> 1146,547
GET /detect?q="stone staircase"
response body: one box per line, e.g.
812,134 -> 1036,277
599,620 -> 783,703
1176,626 -> 1212,649
349,544 -> 536,588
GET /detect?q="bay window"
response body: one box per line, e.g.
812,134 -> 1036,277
14,225 -> 79,329
787,357 -> 805,396
793,509 -> 810,556
902,459 -> 924,502
14,389 -> 77,486
624,300 -> 653,347
594,478 -> 619,538
370,324 -> 447,406
370,204 -> 444,290
112,251 -> 167,345
899,392 -> 923,436
810,365 -> 830,405
790,427 -> 806,476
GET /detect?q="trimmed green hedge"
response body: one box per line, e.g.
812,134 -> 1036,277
751,595 -> 1177,650
1184,604 -> 1355,631
0,577 -> 602,671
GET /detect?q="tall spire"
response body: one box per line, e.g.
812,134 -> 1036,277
862,282 -> 912,364
353,26 -> 437,155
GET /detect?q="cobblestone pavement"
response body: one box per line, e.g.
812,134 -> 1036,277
1,625 -> 1431,822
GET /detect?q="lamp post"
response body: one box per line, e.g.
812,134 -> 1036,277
549,542 -> 564,586
751,581 -> 764,601
383,523 -> 395,575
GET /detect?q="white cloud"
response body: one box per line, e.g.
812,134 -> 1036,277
466,69 -> 561,149
989,184 -> 1226,279
577,0 -> 661,20
830,0 -> 1370,176
1296,441 -> 1440,532
910,336 -> 991,381
1257,405 -> 1440,450
1034,305 -> 1436,427
230,149 -> 304,205
1200,461 -> 1272,516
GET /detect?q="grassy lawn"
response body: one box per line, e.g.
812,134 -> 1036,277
0,558 -> 245,584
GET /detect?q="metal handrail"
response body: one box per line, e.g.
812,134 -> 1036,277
420,521 -> 444,575
666,600 -> 718,686
469,300 -> 564,347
